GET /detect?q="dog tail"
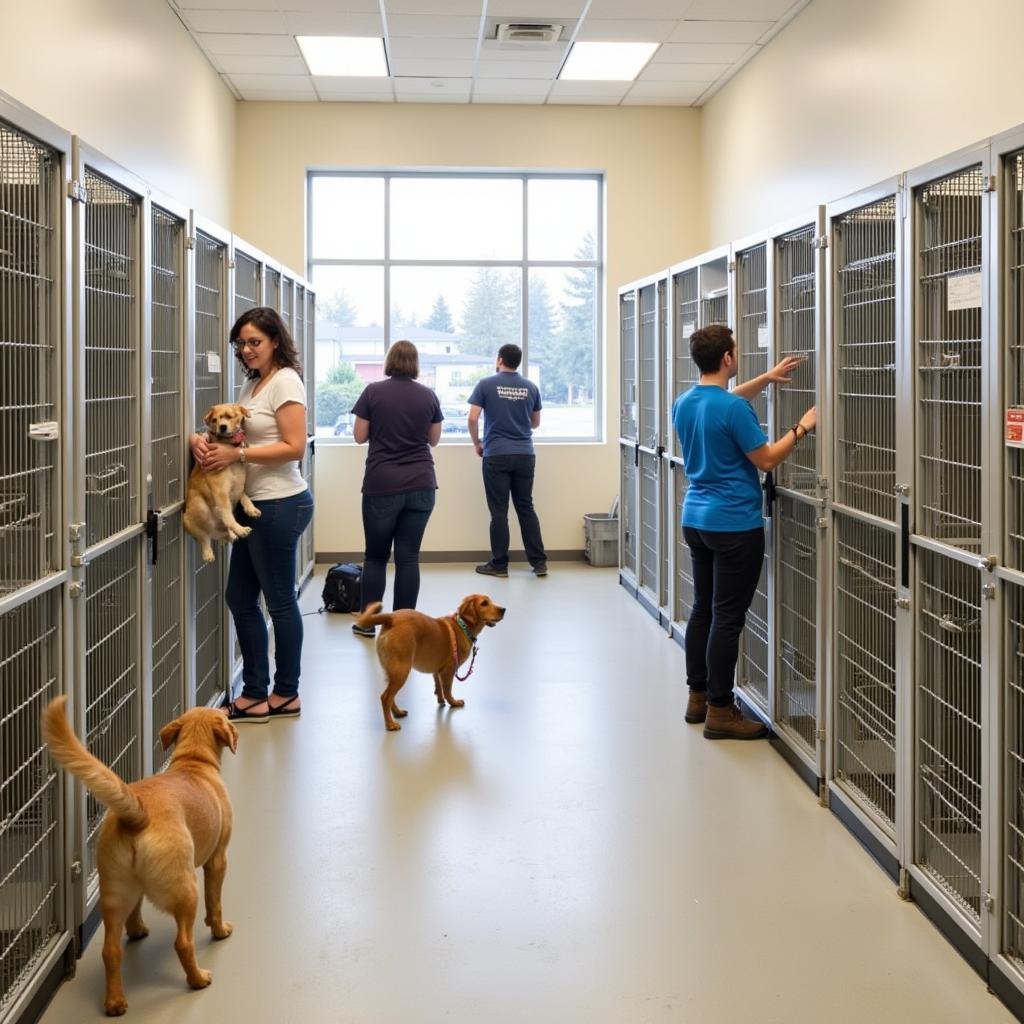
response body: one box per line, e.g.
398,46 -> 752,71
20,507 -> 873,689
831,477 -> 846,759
41,696 -> 149,830
355,602 -> 394,629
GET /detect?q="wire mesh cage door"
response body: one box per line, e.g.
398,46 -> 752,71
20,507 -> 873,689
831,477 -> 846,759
296,441 -> 314,590
148,204 -> 187,773
263,265 -> 280,315
638,282 -> 658,451
0,106 -> 72,1016
1003,581 -> 1024,972
619,289 -> 637,441
671,461 -> 693,632
281,275 -> 294,333
733,240 -> 773,718
230,248 -> 261,402
698,254 -> 729,328
191,226 -> 230,709
620,443 -> 638,580
304,288 -> 316,438
638,450 -> 659,601
658,279 -> 671,616
671,266 -> 699,440
72,150 -> 148,911
1005,147 -> 1024,573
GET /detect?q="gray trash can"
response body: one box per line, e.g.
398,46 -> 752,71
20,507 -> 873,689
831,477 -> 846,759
583,513 -> 619,567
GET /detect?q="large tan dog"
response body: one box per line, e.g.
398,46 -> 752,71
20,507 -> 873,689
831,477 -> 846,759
183,403 -> 259,563
41,696 -> 238,1016
355,594 -> 506,731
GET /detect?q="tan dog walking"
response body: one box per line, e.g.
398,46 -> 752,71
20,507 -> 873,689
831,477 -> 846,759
355,594 -> 505,731
41,697 -> 238,1016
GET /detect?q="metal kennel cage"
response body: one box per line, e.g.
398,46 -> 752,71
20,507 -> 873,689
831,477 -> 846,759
658,279 -> 671,618
231,245 -> 261,402
281,273 -> 294,333
620,444 -> 637,581
636,276 -> 665,609
619,288 -> 637,443
263,263 -> 280,314
304,287 -> 316,440
190,218 -> 231,709
619,286 -> 638,588
670,262 -> 699,447
0,95 -> 72,1022
699,250 -> 730,329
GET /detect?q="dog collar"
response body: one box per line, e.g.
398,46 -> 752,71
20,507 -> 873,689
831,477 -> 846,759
206,430 -> 247,447
455,615 -> 476,645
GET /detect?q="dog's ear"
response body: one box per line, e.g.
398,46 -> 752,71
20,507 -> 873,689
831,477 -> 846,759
237,405 -> 251,420
213,716 -> 238,755
458,595 -> 481,627
159,717 -> 183,751
203,407 -> 216,427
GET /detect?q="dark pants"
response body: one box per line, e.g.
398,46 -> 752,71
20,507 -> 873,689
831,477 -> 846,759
683,526 -> 765,708
361,488 -> 436,611
226,489 -> 314,702
482,454 -> 547,569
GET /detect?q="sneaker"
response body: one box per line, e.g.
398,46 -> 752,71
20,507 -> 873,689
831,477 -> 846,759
532,562 -> 548,577
352,623 -> 376,638
703,703 -> 769,740
475,562 -> 508,578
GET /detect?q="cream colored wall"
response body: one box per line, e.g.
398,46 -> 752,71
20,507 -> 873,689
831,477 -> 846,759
234,102 -> 703,555
1,0 -> 235,224
700,0 -> 1024,246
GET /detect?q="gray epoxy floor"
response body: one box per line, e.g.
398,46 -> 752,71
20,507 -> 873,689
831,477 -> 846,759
40,564 -> 1013,1023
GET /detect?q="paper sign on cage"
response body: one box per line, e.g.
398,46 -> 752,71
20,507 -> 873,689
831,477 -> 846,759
946,271 -> 982,312
1007,407 -> 1024,448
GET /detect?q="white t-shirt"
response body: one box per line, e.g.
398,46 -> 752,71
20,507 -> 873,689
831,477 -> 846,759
238,367 -> 307,500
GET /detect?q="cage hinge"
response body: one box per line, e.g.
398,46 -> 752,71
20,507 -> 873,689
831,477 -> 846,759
894,483 -> 910,497
67,180 -> 88,203
978,554 -> 998,572
70,860 -> 82,881
68,581 -> 85,599
816,728 -> 826,742
897,867 -> 911,901
186,234 -> 196,251
727,260 -> 736,273
983,175 -> 997,194
982,583 -> 996,601
228,258 -> 236,270
68,522 -> 85,545
896,597 -> 910,610
815,516 -> 829,529
812,234 -> 828,250
983,892 -> 994,912
70,553 -> 90,568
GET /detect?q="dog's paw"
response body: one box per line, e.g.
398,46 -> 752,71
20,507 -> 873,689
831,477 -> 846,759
236,527 -> 252,539
393,707 -> 408,719
448,699 -> 465,708
188,969 -> 213,990
386,721 -> 402,731
105,997 -> 128,1016
247,506 -> 262,518
202,550 -> 215,564
210,921 -> 233,940
126,924 -> 149,941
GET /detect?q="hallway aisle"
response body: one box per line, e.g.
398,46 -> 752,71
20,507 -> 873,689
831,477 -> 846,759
40,565 -> 1012,1023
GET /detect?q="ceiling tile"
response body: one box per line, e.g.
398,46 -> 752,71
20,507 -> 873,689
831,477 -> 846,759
575,20 -> 677,43
390,58 -> 477,77
652,42 -> 753,62
472,94 -> 547,104
182,10 -> 288,34
621,94 -> 697,105
487,0 -> 587,16
479,41 -> 569,60
386,15 -> 481,38
284,12 -> 384,36
238,90 -> 321,102
183,0 -> 379,8
388,37 -> 479,60
628,80 -> 706,99
586,0 -> 699,17
214,54 -> 309,76
200,33 -> 300,57
314,76 -> 395,98
475,59 -> 561,79
385,0 -> 484,12
685,0 -> 797,19
228,73 -> 315,93
176,0 -> 294,9
638,61 -> 730,82
472,78 -> 551,97
667,19 -> 772,43
548,80 -> 630,99
393,77 -> 473,100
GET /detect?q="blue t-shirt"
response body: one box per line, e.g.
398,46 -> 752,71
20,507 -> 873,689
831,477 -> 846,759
672,385 -> 768,532
468,371 -> 542,456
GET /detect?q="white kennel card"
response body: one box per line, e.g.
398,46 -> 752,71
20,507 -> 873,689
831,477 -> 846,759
757,325 -> 769,349
682,322 -> 695,339
207,351 -> 222,374
947,271 -> 982,312
1007,407 -> 1024,448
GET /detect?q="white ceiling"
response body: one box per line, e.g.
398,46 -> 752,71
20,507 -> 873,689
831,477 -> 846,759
167,0 -> 811,106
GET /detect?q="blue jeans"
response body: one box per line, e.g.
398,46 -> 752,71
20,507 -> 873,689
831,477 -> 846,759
360,489 -> 436,611
226,489 -> 314,701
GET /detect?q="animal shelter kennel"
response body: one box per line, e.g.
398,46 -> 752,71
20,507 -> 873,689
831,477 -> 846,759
0,92 -> 315,1024
618,123 -> 1024,1012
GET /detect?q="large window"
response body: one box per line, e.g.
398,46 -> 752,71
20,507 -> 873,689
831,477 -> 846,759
307,172 -> 603,441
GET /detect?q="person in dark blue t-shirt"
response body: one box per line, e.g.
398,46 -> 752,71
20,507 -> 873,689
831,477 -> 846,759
673,324 -> 816,740
467,343 -> 548,578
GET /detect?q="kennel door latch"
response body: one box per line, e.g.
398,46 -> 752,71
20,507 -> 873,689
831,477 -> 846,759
145,509 -> 162,566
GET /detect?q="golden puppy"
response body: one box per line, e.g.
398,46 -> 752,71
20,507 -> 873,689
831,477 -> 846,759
356,594 -> 506,731
41,696 -> 238,1017
183,403 -> 259,563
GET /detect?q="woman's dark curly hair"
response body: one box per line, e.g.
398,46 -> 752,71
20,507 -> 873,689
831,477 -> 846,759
230,306 -> 303,381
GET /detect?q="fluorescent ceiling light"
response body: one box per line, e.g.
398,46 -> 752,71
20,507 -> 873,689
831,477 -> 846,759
297,36 -> 388,77
559,41 -> 658,82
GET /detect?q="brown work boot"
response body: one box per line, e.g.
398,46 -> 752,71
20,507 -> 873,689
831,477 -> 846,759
703,703 -> 769,741
684,690 -> 708,724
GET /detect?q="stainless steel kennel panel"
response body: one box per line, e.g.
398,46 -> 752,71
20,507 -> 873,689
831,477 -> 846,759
1001,579 -> 1024,975
148,197 -> 188,771
619,287 -> 637,442
671,460 -> 693,630
669,261 -> 699,461
263,263 -> 280,313
281,272 -> 294,333
832,512 -> 899,839
190,216 -> 231,709
638,450 -> 659,602
698,247 -> 730,329
620,443 -> 638,582
638,280 -> 658,450
0,93 -> 73,1023
230,241 -> 262,403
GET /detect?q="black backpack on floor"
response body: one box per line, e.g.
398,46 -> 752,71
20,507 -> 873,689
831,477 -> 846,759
322,563 -> 362,613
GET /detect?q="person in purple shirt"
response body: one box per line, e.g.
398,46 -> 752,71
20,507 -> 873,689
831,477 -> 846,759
350,340 -> 443,637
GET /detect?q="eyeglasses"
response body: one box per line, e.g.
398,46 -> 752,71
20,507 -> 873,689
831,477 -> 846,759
233,337 -> 265,352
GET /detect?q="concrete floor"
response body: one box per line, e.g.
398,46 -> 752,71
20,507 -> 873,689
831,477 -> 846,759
40,564 -> 1013,1023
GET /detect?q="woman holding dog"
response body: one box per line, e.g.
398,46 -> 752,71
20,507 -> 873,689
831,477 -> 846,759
190,307 -> 313,723
351,340 -> 443,636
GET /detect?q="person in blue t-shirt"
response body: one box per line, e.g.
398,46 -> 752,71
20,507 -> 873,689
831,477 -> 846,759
673,324 -> 816,741
467,344 -> 548,578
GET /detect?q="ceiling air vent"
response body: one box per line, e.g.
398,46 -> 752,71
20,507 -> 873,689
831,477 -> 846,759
494,22 -> 564,46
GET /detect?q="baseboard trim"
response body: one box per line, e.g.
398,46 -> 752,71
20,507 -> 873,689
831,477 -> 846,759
316,550 -> 587,564
906,874 -> 988,981
828,788 -> 900,883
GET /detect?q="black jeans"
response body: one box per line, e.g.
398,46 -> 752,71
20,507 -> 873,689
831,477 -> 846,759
482,454 -> 547,569
683,526 -> 765,708
361,488 -> 436,611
